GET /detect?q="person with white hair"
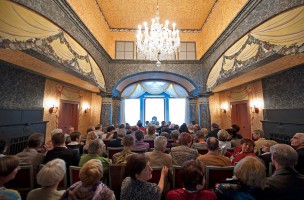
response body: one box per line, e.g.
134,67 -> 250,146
265,144 -> 304,199
290,132 -> 304,174
27,159 -> 66,200
61,159 -> 115,200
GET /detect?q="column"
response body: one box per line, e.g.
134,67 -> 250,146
112,98 -> 121,126
100,97 -> 112,129
188,98 -> 198,125
198,96 -> 211,130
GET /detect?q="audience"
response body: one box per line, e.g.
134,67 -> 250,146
102,125 -> 116,139
178,123 -> 190,134
112,135 -> 135,164
66,131 -> 83,155
121,154 -> 168,200
252,129 -> 268,153
64,126 -> 74,144
171,132 -> 199,166
197,137 -> 231,166
206,123 -> 220,139
258,140 -> 277,175
0,140 -> 7,157
217,129 -> 231,155
45,128 -> 63,150
83,131 -> 98,152
132,130 -> 150,150
167,160 -> 216,200
192,128 -> 208,149
226,128 -> 242,147
27,159 -> 66,200
229,138 -> 256,165
137,121 -> 146,134
94,124 -> 104,138
215,156 -> 266,199
290,132 -> 304,174
109,128 -> 125,147
61,159 -> 115,200
170,130 -> 180,147
16,133 -> 45,175
231,124 -> 243,139
144,125 -> 157,140
0,156 -> 21,200
265,144 -> 304,199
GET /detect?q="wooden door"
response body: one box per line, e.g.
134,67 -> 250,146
231,101 -> 251,139
58,100 -> 79,132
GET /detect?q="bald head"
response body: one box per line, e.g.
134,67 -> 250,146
207,137 -> 219,151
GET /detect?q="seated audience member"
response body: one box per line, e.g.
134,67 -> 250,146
82,127 -> 95,141
94,124 -> 104,138
43,133 -> 79,170
217,129 -> 232,155
167,160 -> 216,200
64,126 -> 74,144
102,125 -> 116,140
62,159 -> 115,200
193,124 -> 201,137
137,121 -> 146,134
66,131 -> 83,155
160,132 -> 170,140
109,128 -> 125,147
188,124 -> 194,134
45,128 -> 63,150
252,129 -> 268,153
215,156 -> 266,200
179,123 -> 190,134
125,124 -> 132,135
16,133 -> 45,175
144,125 -> 157,140
170,130 -> 180,147
265,144 -> 304,199
27,159 -> 66,200
192,128 -> 208,149
121,154 -> 168,200
0,156 -> 21,200
132,130 -> 150,150
231,124 -> 243,139
0,140 -> 7,157
79,139 -> 110,183
197,137 -> 231,166
173,124 -> 179,131
226,128 -> 242,147
290,132 -> 304,174
83,131 -> 98,152
171,132 -> 199,166
206,123 -> 220,139
258,140 -> 277,174
112,135 -> 136,164
229,138 -> 256,165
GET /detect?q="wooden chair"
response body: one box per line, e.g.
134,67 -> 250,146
196,148 -> 208,155
108,147 -> 123,159
109,164 -> 126,200
205,166 -> 234,189
69,166 -> 81,184
5,164 -> 34,192
172,165 -> 183,189
143,140 -> 154,148
103,139 -> 112,149
268,162 -> 275,176
148,166 -> 163,184
39,164 -> 68,189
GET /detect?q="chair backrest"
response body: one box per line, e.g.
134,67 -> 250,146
143,140 -> 154,148
108,147 -> 124,159
109,164 -> 126,199
268,162 -> 275,176
131,148 -> 148,153
69,166 -> 81,184
196,148 -> 208,155
148,166 -> 163,184
173,165 -> 183,189
39,164 -> 68,189
205,166 -> 234,189
103,139 -> 112,149
167,139 -> 174,147
5,164 -> 34,192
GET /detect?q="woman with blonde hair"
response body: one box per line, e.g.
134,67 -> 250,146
83,131 -> 98,153
61,159 -> 115,200
27,159 -> 66,200
215,156 -> 266,199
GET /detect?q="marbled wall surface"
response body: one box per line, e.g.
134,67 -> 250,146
262,64 -> 304,109
0,61 -> 45,109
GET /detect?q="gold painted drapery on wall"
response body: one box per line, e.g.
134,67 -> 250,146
207,6 -> 304,91
0,0 -> 105,90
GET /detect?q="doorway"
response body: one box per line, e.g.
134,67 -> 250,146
231,101 -> 251,139
58,100 -> 79,133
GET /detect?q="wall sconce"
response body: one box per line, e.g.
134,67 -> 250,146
250,99 -> 264,114
83,104 -> 90,114
220,103 -> 229,114
252,105 -> 259,113
46,98 -> 59,114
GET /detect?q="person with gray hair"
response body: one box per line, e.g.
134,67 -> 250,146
291,132 -> 304,174
112,135 -> 136,164
27,159 -> 66,200
109,128 -> 126,147
79,139 -> 110,184
265,144 -> 304,199
252,129 -> 268,152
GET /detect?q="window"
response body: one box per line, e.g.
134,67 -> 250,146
145,98 -> 165,123
169,98 -> 186,125
115,41 -> 134,59
136,47 -> 176,60
124,99 -> 140,125
178,42 -> 196,60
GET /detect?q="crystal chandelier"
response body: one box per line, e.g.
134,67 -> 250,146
136,0 -> 180,67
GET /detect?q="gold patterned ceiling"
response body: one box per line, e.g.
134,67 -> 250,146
96,0 -> 216,30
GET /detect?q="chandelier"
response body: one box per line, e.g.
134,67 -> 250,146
136,0 -> 180,67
